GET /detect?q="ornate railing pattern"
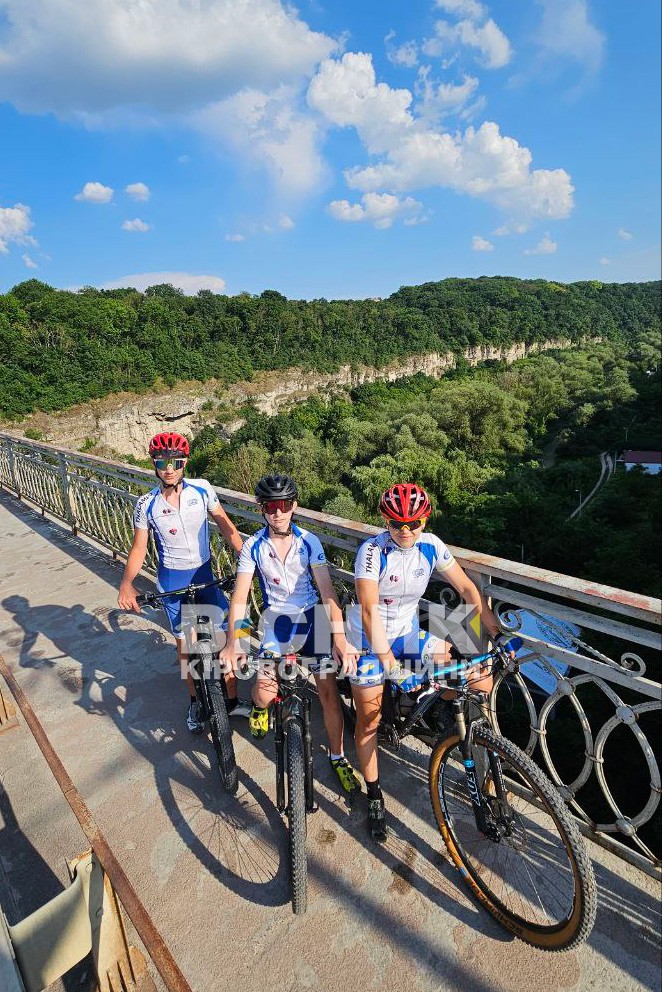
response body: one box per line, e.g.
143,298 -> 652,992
0,432 -> 660,879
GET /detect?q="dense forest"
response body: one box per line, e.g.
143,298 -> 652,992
0,276 -> 659,418
188,334 -> 662,598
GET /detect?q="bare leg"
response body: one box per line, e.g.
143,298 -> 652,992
314,673 -> 344,755
352,683 -> 384,783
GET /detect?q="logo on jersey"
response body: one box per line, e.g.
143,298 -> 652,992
443,550 -> 452,561
162,508 -> 172,515
269,551 -> 277,559
272,577 -> 281,585
186,498 -> 199,506
413,568 -> 425,577
389,575 -> 400,583
169,528 -> 178,535
384,598 -> 394,605
317,553 -> 325,561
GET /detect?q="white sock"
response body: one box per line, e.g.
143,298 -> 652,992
330,752 -> 344,762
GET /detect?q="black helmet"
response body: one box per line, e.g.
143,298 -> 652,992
255,474 -> 299,502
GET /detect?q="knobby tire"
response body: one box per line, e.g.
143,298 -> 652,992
286,720 -> 308,914
429,726 -> 596,951
206,678 -> 238,795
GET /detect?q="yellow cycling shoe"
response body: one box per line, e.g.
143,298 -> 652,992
330,756 -> 361,795
249,704 -> 270,739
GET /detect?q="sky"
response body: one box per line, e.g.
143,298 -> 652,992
0,0 -> 660,300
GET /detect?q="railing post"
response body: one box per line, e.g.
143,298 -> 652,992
57,452 -> 77,534
5,440 -> 20,498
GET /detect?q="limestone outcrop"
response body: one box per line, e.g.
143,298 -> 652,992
10,340 -> 570,458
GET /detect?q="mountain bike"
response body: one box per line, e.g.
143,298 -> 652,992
244,652 -> 316,915
137,576 -> 239,795
337,638 -> 597,951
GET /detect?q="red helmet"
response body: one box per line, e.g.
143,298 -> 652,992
379,483 -> 432,522
148,432 -> 190,458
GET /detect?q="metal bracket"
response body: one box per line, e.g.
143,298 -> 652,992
0,687 -> 19,735
6,850 -> 156,992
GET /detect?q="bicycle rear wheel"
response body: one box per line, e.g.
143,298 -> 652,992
286,720 -> 308,914
206,678 -> 238,795
429,726 -> 596,950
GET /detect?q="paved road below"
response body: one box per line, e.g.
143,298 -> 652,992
0,490 -> 659,992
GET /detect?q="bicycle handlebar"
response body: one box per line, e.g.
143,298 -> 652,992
136,574 -> 234,607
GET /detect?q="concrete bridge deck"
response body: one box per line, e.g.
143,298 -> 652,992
0,490 -> 660,992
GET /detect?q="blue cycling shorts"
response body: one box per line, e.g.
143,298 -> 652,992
157,560 -> 229,641
349,626 -> 444,688
259,605 -> 333,677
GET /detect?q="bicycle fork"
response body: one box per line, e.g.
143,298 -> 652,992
454,700 -> 503,840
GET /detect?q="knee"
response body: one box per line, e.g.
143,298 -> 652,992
355,708 -> 380,737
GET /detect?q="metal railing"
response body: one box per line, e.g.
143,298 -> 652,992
1,432 -> 660,879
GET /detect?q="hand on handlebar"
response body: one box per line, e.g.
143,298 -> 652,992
332,641 -> 359,677
118,582 -> 141,613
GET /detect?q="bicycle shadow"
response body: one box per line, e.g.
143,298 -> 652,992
1,588 -> 291,911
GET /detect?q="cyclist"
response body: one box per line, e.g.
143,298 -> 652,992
219,474 -> 361,797
118,431 -> 245,732
349,482 -> 502,842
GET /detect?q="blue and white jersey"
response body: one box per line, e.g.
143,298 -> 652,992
237,524 -> 327,616
351,530 -> 456,639
134,478 -> 220,585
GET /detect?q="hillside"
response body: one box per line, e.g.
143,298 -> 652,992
1,276 -> 659,419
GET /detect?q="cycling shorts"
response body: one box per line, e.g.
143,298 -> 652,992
158,560 -> 229,641
349,626 -> 444,688
258,605 -> 333,677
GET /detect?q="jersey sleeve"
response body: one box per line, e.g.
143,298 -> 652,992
199,478 -> 220,511
236,537 -> 257,575
133,493 -> 151,531
306,533 -> 327,568
433,536 -> 456,573
354,539 -> 382,582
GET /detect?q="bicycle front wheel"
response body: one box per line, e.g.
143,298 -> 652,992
206,678 -> 239,795
286,720 -> 308,914
429,726 -> 596,950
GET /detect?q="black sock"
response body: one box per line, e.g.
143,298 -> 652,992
225,697 -> 237,713
366,779 -> 382,801
190,695 -> 197,703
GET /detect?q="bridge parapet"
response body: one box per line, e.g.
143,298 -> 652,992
1,432 -> 660,879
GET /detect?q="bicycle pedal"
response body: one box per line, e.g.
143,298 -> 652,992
308,803 -> 319,814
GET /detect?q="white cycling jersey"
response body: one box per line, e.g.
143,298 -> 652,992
237,524 -> 327,615
134,478 -> 220,580
351,530 -> 456,639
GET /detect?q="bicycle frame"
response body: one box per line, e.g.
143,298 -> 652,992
268,656 -> 316,815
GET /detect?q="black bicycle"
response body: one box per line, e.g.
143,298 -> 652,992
137,576 -> 239,795
245,652 -> 316,915
337,639 -> 597,951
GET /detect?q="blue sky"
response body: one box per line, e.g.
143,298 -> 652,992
0,0 -> 660,299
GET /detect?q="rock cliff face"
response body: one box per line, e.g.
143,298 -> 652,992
13,340 -> 570,458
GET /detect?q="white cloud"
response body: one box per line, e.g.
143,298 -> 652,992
415,68 -> 481,122
196,85 -> 328,196
385,31 -> 419,69
22,253 -> 38,269
0,201 -> 35,253
74,181 -> 114,203
102,272 -> 226,294
599,257 -> 611,265
423,18 -> 512,69
308,54 -> 573,225
434,0 -> 487,19
524,232 -> 557,255
0,0 -> 337,116
278,213 -> 295,230
177,155 -> 190,165
618,228 -> 633,241
493,222 -> 528,235
225,233 -> 246,242
121,218 -> 151,232
535,0 -> 605,74
125,182 -> 150,201
472,235 -> 493,251
328,192 -> 423,229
